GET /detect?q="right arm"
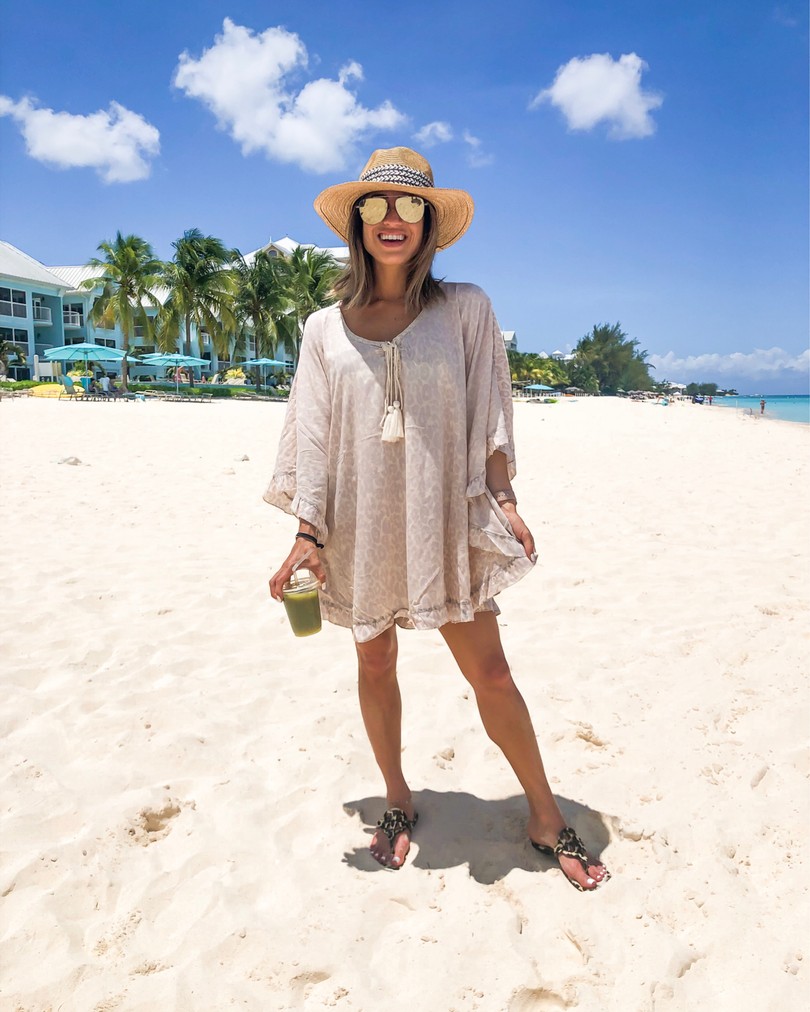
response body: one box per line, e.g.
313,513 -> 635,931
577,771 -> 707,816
269,520 -> 325,601
268,323 -> 331,600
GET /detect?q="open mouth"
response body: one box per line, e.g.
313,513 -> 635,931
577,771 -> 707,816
378,233 -> 406,245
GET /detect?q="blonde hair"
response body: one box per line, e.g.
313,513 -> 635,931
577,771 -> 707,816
332,202 -> 445,313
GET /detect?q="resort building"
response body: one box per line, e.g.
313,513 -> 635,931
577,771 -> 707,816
1,242 -> 71,376
0,237 -> 347,381
501,330 -> 517,351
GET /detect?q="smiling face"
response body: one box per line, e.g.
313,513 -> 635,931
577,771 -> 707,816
359,190 -> 426,268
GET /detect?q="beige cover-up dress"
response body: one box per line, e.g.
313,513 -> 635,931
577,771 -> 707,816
264,282 -> 534,642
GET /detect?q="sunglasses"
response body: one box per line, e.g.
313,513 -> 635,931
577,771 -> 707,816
356,194 -> 428,225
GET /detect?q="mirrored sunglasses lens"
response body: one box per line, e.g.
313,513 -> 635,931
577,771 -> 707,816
395,196 -> 426,222
357,196 -> 387,224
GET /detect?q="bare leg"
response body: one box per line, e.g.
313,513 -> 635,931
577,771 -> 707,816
355,626 -> 415,868
440,611 -> 608,890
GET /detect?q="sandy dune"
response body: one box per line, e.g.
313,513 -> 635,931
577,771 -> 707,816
1,396 -> 807,1010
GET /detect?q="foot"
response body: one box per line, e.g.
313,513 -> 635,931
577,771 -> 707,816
369,800 -> 417,869
529,818 -> 609,891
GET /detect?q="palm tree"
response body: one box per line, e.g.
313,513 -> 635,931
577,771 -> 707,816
507,351 -> 568,387
0,337 -> 25,378
158,229 -> 239,366
83,232 -> 164,391
276,246 -> 342,365
233,250 -> 292,363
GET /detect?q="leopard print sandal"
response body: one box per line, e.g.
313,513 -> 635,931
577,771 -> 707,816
531,826 -> 610,892
376,807 -> 418,866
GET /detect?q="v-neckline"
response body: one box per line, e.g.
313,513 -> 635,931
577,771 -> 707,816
338,305 -> 425,346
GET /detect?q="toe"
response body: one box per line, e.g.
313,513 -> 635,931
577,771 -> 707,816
369,831 -> 391,867
559,854 -> 598,890
389,832 -> 412,868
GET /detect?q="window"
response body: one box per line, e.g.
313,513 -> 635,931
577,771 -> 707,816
0,287 -> 27,318
0,328 -> 28,363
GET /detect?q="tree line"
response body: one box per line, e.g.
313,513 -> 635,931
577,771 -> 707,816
508,322 -> 654,395
81,230 -> 342,389
507,323 -> 738,397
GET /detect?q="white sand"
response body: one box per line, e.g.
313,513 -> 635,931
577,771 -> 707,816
1,395 -> 807,1010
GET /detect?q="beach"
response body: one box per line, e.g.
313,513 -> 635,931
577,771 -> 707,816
1,395 -> 807,1011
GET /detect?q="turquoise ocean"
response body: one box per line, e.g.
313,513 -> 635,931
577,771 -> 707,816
710,395 -> 809,425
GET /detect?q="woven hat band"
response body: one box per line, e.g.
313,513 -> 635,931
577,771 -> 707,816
359,164 -> 433,188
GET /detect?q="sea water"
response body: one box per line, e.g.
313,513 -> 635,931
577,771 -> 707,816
709,395 -> 809,425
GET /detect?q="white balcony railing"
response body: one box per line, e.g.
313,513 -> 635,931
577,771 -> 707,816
33,306 -> 53,324
63,310 -> 83,328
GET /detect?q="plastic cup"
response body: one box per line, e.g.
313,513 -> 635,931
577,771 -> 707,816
282,569 -> 322,637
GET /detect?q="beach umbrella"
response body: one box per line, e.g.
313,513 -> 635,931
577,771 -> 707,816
44,342 -> 133,369
140,353 -> 209,394
240,357 -> 289,390
43,343 -> 137,389
524,383 -> 554,392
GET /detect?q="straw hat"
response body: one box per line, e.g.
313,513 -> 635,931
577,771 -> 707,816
314,146 -> 474,251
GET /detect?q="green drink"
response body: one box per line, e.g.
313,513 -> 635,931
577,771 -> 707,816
282,570 -> 322,637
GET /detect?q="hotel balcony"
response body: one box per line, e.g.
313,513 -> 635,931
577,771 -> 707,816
63,310 -> 83,329
33,305 -> 53,325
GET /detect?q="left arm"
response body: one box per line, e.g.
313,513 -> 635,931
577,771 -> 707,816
486,450 -> 536,561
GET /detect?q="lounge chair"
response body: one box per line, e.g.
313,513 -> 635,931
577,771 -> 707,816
59,376 -> 85,401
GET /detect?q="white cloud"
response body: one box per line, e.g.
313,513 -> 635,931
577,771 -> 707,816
648,347 -> 810,382
414,121 -> 454,146
463,130 -> 494,168
773,6 -> 799,28
0,95 -> 159,182
173,19 -> 405,173
412,121 -> 492,167
531,52 -> 662,139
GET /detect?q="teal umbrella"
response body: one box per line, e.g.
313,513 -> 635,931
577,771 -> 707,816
43,343 -> 136,389
140,353 -> 208,394
524,383 -> 554,391
241,357 -> 289,390
44,343 -> 132,368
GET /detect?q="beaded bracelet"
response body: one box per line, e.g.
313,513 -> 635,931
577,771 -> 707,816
295,531 -> 325,549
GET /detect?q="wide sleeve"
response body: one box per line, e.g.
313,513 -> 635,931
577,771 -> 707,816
459,285 -> 517,499
262,313 -> 331,539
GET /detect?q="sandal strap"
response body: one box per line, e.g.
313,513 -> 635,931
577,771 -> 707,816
554,826 -> 589,866
376,807 -> 416,846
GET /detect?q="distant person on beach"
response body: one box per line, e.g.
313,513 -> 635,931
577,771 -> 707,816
266,147 -> 609,891
761,398 -> 766,415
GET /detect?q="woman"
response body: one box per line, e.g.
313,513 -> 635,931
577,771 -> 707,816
267,148 -> 609,891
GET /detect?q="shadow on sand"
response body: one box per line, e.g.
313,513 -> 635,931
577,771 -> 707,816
342,789 -> 615,884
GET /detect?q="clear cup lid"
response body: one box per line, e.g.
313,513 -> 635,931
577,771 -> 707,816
283,568 -> 320,593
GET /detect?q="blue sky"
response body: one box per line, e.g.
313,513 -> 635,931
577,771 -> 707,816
1,0 -> 807,393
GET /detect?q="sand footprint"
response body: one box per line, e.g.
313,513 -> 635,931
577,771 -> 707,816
289,969 -> 331,1003
508,985 -> 571,1010
125,797 -> 192,846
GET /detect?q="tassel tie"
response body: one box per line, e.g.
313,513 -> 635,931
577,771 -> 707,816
380,341 -> 404,443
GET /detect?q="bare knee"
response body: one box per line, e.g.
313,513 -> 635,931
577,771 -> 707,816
356,628 -> 398,685
465,655 -> 515,695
